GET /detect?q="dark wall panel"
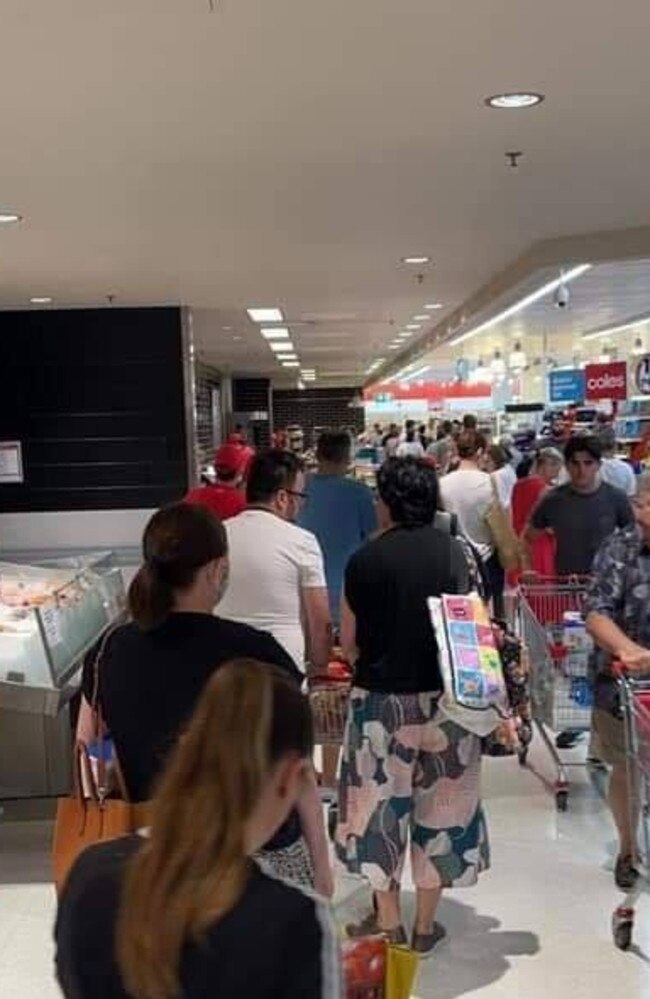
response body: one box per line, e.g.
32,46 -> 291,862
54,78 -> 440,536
272,387 -> 364,448
0,307 -> 188,512
232,377 -> 272,448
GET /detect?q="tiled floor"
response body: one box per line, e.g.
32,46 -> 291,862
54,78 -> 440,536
1,740 -> 649,997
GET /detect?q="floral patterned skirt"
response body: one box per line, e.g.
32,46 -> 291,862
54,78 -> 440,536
335,689 -> 490,892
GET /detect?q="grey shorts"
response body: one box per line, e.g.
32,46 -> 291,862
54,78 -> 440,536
591,708 -> 626,766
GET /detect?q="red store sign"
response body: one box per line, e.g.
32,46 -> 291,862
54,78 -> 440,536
584,361 -> 627,401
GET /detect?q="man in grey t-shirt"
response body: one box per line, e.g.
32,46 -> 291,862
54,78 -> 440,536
525,435 -> 633,576
524,434 -> 633,749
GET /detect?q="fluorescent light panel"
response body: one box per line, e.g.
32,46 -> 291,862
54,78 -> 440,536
582,314 -> 650,342
261,327 -> 290,340
282,361 -> 300,367
425,303 -> 443,310
450,264 -> 592,346
270,341 -> 294,352
247,307 -> 284,323
404,365 -> 431,381
277,354 -> 298,360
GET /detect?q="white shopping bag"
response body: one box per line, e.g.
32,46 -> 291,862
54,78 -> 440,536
428,593 -> 510,737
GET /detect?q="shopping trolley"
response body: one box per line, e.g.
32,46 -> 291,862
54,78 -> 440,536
517,576 -> 593,811
612,670 -> 650,951
308,667 -> 351,839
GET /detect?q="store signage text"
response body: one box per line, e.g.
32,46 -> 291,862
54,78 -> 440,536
548,369 -> 585,403
584,361 -> 627,401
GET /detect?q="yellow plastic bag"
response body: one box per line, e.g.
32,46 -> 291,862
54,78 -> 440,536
386,945 -> 419,999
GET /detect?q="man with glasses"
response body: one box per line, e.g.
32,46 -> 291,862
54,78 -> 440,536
218,448 -> 331,674
585,474 -> 650,889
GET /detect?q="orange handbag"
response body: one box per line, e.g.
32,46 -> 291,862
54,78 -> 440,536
52,626 -> 149,894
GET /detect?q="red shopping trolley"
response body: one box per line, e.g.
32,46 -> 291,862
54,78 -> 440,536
517,576 -> 594,811
612,670 -> 650,950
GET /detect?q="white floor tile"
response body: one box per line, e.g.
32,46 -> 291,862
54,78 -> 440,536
1,738 -> 650,998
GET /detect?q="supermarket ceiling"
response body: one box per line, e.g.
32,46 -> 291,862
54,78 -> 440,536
2,1 -> 650,385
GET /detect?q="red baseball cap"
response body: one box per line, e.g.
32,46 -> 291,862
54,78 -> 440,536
214,443 -> 247,475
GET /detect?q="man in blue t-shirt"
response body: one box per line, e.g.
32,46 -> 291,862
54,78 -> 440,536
300,431 -> 377,631
300,430 -> 376,792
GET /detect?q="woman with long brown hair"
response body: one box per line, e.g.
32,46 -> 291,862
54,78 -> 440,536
56,660 -> 341,999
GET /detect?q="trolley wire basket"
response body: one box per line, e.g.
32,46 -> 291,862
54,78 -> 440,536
612,672 -> 650,951
517,576 -> 594,810
308,675 -> 351,745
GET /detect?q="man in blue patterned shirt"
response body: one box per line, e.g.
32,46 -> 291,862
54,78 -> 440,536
585,473 -> 650,890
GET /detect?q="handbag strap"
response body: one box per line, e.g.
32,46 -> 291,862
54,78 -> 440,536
85,623 -> 130,804
489,473 -> 501,506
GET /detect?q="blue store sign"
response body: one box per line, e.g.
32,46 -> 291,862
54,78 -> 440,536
548,368 -> 585,403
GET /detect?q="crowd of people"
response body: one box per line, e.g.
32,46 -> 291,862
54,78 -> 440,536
53,416 -> 650,998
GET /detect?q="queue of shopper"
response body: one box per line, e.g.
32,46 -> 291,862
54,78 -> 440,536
56,414 -> 650,997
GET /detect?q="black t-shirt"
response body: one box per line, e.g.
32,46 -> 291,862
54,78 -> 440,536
530,481 -> 633,575
81,613 -> 302,849
55,836 -> 339,999
345,524 -> 469,693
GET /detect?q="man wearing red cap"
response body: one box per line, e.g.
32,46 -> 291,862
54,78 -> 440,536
184,443 -> 248,521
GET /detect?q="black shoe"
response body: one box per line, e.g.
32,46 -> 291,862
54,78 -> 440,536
345,911 -> 407,946
556,730 -> 583,749
411,923 -> 447,958
345,911 -> 380,938
615,855 -> 639,891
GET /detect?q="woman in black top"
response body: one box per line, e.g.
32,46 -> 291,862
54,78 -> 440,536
336,458 -> 490,957
56,660 -> 341,999
77,503 -> 331,895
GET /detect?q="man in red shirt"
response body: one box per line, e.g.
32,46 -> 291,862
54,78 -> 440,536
184,443 -> 248,521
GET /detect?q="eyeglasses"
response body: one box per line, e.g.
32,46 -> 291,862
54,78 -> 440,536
286,489 -> 308,501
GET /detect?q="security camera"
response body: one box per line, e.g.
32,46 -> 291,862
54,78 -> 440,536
554,283 -> 570,309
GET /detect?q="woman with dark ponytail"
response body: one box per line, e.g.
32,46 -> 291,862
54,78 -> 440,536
57,661 -> 341,999
76,503 -> 332,896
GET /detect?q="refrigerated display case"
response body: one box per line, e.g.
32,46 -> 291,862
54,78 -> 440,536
0,551 -> 126,799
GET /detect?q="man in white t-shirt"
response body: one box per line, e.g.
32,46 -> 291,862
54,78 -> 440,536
218,449 -> 331,672
439,429 -> 504,616
598,427 -> 636,497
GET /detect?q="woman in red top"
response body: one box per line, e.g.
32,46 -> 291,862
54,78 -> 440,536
511,447 -> 563,576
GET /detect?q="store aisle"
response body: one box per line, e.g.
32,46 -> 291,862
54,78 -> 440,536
1,741 -> 649,998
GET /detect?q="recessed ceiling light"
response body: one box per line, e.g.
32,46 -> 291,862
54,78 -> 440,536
485,92 -> 544,110
425,303 -> 443,310
282,361 -> 300,367
0,211 -> 22,225
401,256 -> 430,265
222,325 -> 233,331
247,307 -> 284,323
30,296 -> 52,304
406,324 -> 421,331
261,327 -> 290,340
413,315 -> 429,321
388,343 -> 400,350
277,353 -> 298,360
270,341 -> 294,352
